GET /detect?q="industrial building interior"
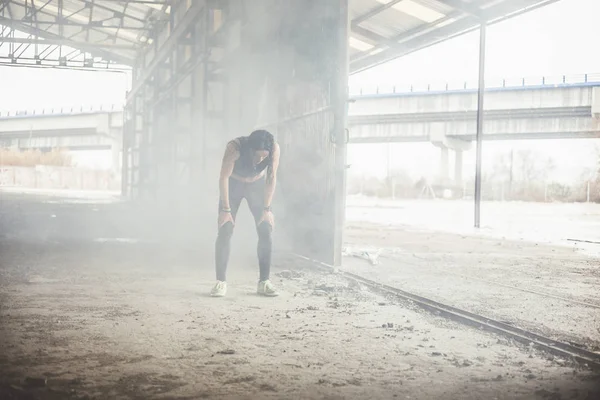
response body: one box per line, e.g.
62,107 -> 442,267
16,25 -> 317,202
1,0 -> 599,399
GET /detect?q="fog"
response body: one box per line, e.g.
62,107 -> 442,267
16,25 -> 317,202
1,0 -> 600,399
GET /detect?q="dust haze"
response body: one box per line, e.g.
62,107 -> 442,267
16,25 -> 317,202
1,0 -> 600,399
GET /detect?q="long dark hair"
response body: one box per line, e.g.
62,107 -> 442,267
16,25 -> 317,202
248,130 -> 275,167
245,130 -> 275,174
248,130 -> 274,154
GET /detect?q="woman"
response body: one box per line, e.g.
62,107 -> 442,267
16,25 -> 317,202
211,130 -> 280,297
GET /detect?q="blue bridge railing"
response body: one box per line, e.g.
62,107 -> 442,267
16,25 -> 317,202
350,73 -> 600,97
0,104 -> 124,119
2,73 -> 600,117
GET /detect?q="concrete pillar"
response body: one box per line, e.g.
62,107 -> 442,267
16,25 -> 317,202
440,146 -> 449,183
454,149 -> 463,185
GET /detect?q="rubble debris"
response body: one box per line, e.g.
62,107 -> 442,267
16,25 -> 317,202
314,284 -> 336,293
276,270 -> 304,279
216,349 -> 236,355
342,247 -> 382,265
24,377 -> 47,388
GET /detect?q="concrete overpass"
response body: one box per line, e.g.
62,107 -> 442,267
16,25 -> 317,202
0,105 -> 123,171
348,73 -> 600,145
348,73 -> 600,184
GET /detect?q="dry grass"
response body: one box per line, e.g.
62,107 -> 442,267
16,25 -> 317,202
0,148 -> 72,167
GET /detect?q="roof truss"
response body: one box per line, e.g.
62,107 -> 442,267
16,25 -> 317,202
0,0 -> 169,69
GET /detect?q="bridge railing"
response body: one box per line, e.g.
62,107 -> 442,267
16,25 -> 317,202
0,104 -> 124,118
4,73 -> 600,116
350,73 -> 600,97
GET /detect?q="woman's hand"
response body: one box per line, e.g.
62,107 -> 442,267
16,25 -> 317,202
258,210 -> 274,228
218,211 -> 234,227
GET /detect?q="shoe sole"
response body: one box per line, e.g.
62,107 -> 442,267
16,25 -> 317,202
210,293 -> 226,297
257,292 -> 279,297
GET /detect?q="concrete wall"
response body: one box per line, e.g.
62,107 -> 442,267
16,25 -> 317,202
0,166 -> 120,191
210,0 -> 347,264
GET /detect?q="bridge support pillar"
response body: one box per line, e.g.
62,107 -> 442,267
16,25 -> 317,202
431,133 -> 471,185
455,149 -> 463,185
439,147 -> 450,184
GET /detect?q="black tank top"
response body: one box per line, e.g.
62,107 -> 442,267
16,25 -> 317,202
231,136 -> 270,178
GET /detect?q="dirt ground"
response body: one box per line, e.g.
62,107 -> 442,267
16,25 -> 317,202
344,197 -> 600,353
1,191 -> 599,399
343,223 -> 600,352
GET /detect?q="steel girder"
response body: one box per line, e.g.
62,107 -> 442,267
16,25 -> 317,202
0,0 -> 169,69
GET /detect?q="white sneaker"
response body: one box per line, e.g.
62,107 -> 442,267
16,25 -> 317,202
257,280 -> 279,297
210,281 -> 227,297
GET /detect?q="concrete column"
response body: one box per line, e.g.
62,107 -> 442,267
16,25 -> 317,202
454,149 -> 463,185
440,146 -> 449,183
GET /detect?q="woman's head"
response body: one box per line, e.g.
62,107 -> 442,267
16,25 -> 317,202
248,130 -> 274,162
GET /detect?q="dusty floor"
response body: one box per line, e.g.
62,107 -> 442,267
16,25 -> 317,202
0,192 -> 599,399
345,197 -> 600,353
343,223 -> 600,352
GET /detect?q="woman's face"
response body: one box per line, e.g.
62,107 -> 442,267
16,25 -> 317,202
253,149 -> 269,163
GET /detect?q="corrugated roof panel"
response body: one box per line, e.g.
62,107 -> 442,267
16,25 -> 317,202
0,0 -> 559,69
88,30 -> 109,44
382,0 -> 447,22
349,47 -> 363,58
416,0 -> 458,14
350,0 -> 557,73
60,0 -> 91,15
358,7 -> 426,38
349,0 -> 383,19
119,4 -> 154,20
349,36 -> 375,51
93,1 -> 147,21
122,16 -> 146,30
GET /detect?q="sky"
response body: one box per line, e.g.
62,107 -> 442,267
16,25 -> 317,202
347,0 -> 600,183
0,0 -> 598,178
349,0 -> 600,88
0,67 -> 129,112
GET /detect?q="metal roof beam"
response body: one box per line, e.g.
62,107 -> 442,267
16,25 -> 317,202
350,11 -> 463,63
117,1 -> 169,4
436,0 -> 484,18
0,16 -> 134,64
77,0 -> 148,24
17,20 -> 148,29
351,25 -> 396,47
126,1 -> 204,102
350,0 -> 560,74
6,0 -> 145,45
0,36 -> 137,49
352,0 -> 403,26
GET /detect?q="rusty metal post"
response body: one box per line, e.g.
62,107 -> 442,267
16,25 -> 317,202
474,22 -> 486,228
333,0 -> 350,267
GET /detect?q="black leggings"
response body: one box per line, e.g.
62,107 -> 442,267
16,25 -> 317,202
215,177 -> 272,282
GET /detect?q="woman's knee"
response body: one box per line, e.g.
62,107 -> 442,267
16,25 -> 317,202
218,221 -> 234,238
257,221 -> 272,239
